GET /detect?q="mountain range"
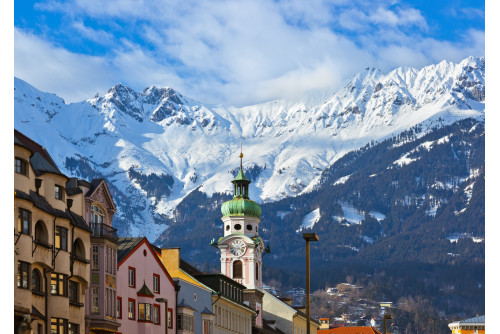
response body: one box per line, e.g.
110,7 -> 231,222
14,56 -> 485,247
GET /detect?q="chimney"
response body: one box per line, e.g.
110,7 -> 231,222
160,248 -> 181,272
67,198 -> 73,210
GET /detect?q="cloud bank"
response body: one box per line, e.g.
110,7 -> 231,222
15,0 -> 485,106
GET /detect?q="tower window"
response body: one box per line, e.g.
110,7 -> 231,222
15,157 -> 28,176
256,263 -> 259,281
233,260 -> 243,279
246,224 -> 252,231
226,225 -> 230,231
234,224 -> 241,230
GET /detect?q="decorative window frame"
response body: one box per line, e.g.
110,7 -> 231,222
153,274 -> 160,293
128,267 -> 136,288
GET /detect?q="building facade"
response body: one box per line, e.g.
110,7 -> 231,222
14,130 -> 92,334
116,237 -> 177,334
194,274 -> 254,334
156,247 -> 216,334
83,179 -> 120,334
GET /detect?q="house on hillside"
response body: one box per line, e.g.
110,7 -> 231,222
14,129 -> 92,334
448,315 -> 485,333
116,237 -> 177,334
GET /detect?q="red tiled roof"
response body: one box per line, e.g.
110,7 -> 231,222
318,327 -> 382,334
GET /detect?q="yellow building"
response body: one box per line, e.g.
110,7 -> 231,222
448,315 -> 485,334
14,130 -> 92,334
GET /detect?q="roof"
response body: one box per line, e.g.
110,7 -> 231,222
137,281 -> 154,297
177,299 -> 196,311
15,189 -> 91,233
251,319 -> 286,334
117,237 -> 146,263
449,315 -> 485,327
318,327 -> 382,334
14,129 -> 64,177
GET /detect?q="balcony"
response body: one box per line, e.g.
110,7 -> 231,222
90,223 -> 118,242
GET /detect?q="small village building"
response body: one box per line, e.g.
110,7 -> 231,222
448,315 -> 485,334
116,237 -> 177,334
155,247 -> 216,334
14,130 -> 92,334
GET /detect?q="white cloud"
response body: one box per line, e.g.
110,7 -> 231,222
15,1 -> 484,106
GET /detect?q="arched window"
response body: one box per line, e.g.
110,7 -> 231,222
32,269 -> 42,293
35,220 -> 49,244
255,263 -> 259,281
91,205 -> 105,225
73,238 -> 86,260
233,260 -> 243,279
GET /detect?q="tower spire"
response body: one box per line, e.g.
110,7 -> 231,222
239,141 -> 243,170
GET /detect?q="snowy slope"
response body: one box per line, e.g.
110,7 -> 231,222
14,57 -> 485,241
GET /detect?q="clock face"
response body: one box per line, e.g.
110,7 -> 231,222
229,239 -> 246,256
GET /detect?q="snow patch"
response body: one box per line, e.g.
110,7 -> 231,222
296,208 -> 321,232
334,174 -> 351,185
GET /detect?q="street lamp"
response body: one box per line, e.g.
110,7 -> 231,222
156,298 -> 169,334
383,313 -> 393,334
303,233 -> 319,334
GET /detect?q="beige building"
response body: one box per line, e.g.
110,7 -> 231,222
261,291 -> 319,334
14,130 -> 92,334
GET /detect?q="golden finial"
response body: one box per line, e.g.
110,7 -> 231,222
239,142 -> 243,168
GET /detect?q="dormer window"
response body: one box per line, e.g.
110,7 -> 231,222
15,157 -> 28,176
55,185 -> 64,200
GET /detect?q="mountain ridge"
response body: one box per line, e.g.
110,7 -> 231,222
14,56 -> 485,241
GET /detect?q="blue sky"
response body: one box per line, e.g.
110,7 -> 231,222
14,0 -> 484,106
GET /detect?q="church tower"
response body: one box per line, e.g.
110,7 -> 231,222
213,150 -> 265,327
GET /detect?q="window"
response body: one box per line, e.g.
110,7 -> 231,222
91,205 -> 104,224
256,263 -> 259,281
138,303 -> 152,321
15,157 -> 28,176
18,209 -> 31,235
112,249 -> 116,275
92,288 -> 99,314
37,324 -> 43,334
32,269 -> 42,293
55,226 -> 68,251
128,299 -> 135,319
168,308 -> 173,328
51,318 -> 68,334
226,225 -> 230,231
203,320 -> 213,334
35,221 -> 49,245
51,273 -> 67,296
117,297 -> 122,319
68,323 -> 79,334
234,224 -> 241,230
177,314 -> 194,331
153,274 -> 160,293
69,281 -> 79,305
92,245 -> 99,270
128,267 -> 135,287
54,185 -> 64,200
105,288 -> 115,317
153,305 -> 160,324
246,224 -> 253,231
17,261 -> 30,289
233,260 -> 243,279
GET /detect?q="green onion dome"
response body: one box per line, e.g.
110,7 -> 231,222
221,156 -> 261,218
221,197 -> 261,218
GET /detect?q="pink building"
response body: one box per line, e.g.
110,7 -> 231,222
116,237 -> 177,334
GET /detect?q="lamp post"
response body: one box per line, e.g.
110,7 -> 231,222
156,298 -> 169,334
383,313 -> 393,334
303,233 -> 319,334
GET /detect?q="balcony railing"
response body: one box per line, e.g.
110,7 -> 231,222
90,223 -> 118,241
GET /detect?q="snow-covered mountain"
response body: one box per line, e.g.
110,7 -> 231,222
14,56 -> 485,241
